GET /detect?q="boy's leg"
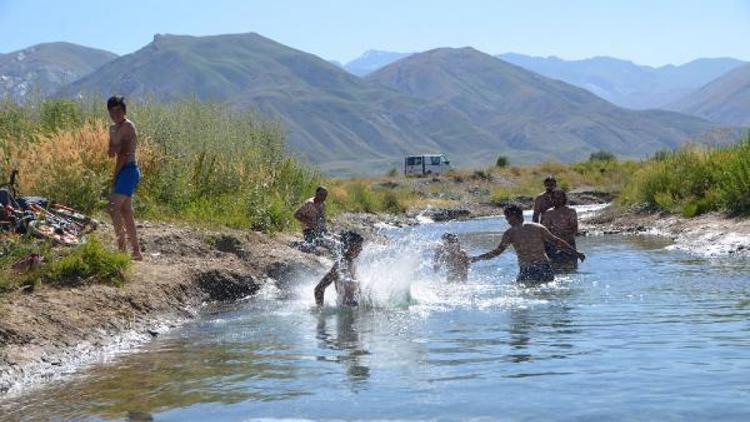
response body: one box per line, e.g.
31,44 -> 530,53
121,196 -> 142,260
108,194 -> 127,252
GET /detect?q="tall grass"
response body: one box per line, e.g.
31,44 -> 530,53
0,98 -> 319,232
619,135 -> 750,217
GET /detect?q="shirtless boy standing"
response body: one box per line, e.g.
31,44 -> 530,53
471,205 -> 585,283
532,176 -> 557,223
107,96 -> 142,260
541,189 -> 579,270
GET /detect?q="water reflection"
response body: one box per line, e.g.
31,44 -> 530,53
316,309 -> 371,389
2,335 -> 304,420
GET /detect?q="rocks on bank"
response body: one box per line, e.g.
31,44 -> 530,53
581,206 -> 750,256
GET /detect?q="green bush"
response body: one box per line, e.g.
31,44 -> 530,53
48,238 -> 131,286
589,150 -> 616,162
495,155 -> 509,168
619,135 -> 750,217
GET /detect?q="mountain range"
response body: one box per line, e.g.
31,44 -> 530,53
497,53 -> 745,110
1,34 -> 744,174
666,63 -> 750,126
342,49 -> 746,112
0,42 -> 117,100
58,33 -> 738,174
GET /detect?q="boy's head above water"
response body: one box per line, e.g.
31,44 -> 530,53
340,230 -> 364,258
503,205 -> 524,226
441,232 -> 459,244
552,189 -> 568,207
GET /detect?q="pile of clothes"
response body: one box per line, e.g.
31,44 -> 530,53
1,171 -> 97,246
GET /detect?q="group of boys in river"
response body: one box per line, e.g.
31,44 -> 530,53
102,97 -> 583,309
299,177 -> 586,307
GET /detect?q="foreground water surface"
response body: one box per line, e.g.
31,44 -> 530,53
2,209 -> 750,420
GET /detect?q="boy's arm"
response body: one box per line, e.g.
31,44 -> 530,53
542,227 -> 585,262
294,203 -> 313,226
532,198 -> 542,223
432,248 -> 444,272
314,265 -> 338,306
472,232 -> 511,262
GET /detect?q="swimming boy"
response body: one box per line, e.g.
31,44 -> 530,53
532,176 -> 557,223
540,189 -> 579,270
314,231 -> 364,307
471,205 -> 585,283
107,96 -> 142,260
433,233 -> 470,282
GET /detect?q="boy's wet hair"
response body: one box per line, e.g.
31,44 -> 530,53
553,188 -> 567,203
107,95 -> 126,113
503,205 -> 524,219
340,230 -> 363,247
315,186 -> 328,195
441,232 -> 459,242
544,176 -> 557,184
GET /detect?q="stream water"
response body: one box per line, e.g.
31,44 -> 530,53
2,207 -> 749,421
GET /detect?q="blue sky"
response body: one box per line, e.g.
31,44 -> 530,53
1,0 -> 749,66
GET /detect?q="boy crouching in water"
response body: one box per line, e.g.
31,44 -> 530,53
433,233 -> 470,282
315,231 -> 364,307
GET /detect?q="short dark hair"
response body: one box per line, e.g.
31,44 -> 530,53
315,186 -> 328,195
503,205 -> 523,220
544,176 -> 557,184
340,230 -> 364,248
107,96 -> 126,113
553,188 -> 567,204
441,232 -> 458,242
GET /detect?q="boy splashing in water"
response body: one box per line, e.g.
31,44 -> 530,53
433,233 -> 470,282
315,231 -> 364,307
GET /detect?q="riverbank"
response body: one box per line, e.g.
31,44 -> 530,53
580,205 -> 750,257
0,222 -> 330,395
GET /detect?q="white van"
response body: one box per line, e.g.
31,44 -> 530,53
404,154 -> 452,176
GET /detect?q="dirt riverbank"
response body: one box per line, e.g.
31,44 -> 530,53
0,221 -> 331,395
580,206 -> 750,257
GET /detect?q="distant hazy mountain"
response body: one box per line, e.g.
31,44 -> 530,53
498,53 -> 745,109
666,63 -> 750,126
368,47 -> 731,161
344,50 -> 413,76
61,34 -> 734,174
0,42 -> 116,100
61,33 -> 493,174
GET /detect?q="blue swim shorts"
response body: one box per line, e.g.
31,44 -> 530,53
113,162 -> 141,197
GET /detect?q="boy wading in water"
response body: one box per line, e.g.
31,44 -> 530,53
315,231 -> 364,307
532,176 -> 557,223
471,205 -> 585,283
433,233 -> 470,282
107,96 -> 142,260
541,189 -> 579,270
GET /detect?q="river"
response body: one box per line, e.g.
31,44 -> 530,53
2,207 -> 749,420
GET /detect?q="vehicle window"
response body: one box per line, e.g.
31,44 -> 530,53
414,157 -> 422,165
431,157 -> 441,165
406,157 -> 417,165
